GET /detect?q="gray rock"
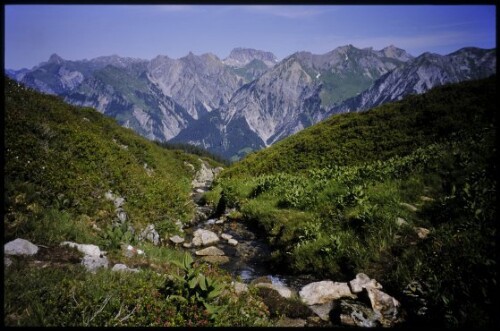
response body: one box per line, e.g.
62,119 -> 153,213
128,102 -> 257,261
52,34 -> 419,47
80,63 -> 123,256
4,238 -> 39,256
221,233 -> 233,240
215,219 -> 224,225
192,229 -> 219,247
81,255 -> 109,273
111,263 -> 139,273
116,210 -> 128,223
367,288 -> 402,327
61,241 -> 102,257
191,161 -> 215,188
182,242 -> 192,248
169,235 -> 185,244
339,299 -> 381,327
308,301 -> 334,321
254,282 -> 293,299
139,224 -> 160,246
349,273 -> 383,293
299,281 -> 356,305
195,246 -> 225,256
227,238 -> 238,246
233,281 -> 249,295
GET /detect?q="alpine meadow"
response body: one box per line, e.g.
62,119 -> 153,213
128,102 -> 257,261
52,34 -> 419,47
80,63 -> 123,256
4,4 -> 497,329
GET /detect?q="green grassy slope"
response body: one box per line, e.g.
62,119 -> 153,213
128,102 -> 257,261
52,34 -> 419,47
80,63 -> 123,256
4,75 -> 208,246
211,76 -> 497,327
4,76 -> 273,327
224,76 -> 496,177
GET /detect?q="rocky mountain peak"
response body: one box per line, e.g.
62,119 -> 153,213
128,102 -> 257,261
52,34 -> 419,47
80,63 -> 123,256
380,45 -> 413,62
223,47 -> 278,68
48,53 -> 65,64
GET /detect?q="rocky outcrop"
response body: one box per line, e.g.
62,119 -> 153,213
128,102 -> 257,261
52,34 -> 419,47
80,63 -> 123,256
61,241 -> 109,273
299,281 -> 356,305
4,238 -> 39,256
299,274 -> 403,327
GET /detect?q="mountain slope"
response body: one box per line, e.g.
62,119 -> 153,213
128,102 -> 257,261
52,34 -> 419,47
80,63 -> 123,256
212,76 -> 496,327
4,76 -> 212,246
9,46 -> 496,161
329,47 -> 496,115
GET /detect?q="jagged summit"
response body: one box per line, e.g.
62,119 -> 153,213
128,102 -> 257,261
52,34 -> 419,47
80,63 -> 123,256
48,53 -> 65,64
223,47 -> 278,68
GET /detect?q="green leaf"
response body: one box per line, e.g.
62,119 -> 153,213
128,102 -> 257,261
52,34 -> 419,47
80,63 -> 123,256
183,252 -> 194,270
198,274 -> 207,291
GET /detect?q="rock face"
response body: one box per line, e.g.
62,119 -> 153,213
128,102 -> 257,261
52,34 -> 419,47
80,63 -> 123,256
299,275 -> 403,327
192,229 -> 219,247
299,281 -> 356,305
4,238 -> 39,256
328,47 -> 496,116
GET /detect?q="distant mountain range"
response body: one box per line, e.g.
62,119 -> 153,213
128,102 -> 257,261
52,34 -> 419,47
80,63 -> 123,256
7,45 -> 496,160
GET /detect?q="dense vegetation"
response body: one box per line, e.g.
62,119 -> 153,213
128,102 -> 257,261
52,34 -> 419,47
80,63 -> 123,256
3,77 -> 270,326
207,76 -> 497,327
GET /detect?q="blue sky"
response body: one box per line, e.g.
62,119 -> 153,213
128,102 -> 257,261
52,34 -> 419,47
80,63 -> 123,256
5,4 -> 496,70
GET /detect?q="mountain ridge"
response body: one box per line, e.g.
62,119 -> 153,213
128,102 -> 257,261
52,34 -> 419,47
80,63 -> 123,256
8,45 -> 496,160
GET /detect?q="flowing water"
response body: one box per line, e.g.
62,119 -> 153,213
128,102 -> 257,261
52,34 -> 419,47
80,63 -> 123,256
184,188 -> 319,291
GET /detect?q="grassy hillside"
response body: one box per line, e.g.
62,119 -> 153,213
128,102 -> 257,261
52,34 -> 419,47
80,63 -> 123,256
4,76 -> 202,245
4,77 -> 271,327
208,76 -> 497,327
225,76 -> 496,177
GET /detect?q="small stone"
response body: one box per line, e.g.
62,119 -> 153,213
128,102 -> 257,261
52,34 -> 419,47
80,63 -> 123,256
139,224 -> 160,246
195,246 -> 225,256
169,235 -> 185,244
221,233 -> 233,240
367,288 -> 402,327
233,281 -> 248,295
81,255 -> 108,273
182,242 -> 192,248
415,227 -> 430,239
420,196 -> 434,202
196,188 -> 205,193
395,217 -> 408,227
227,238 -> 238,246
400,202 -> 418,212
4,238 -> 39,256
112,263 -> 139,273
215,219 -> 224,225
192,229 -> 219,247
